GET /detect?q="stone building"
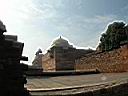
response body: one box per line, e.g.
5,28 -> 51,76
32,36 -> 94,71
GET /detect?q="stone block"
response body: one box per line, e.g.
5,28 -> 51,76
0,26 -> 29,96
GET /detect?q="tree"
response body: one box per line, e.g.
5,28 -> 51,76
98,21 -> 128,51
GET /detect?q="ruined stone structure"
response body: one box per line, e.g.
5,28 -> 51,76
76,44 -> 128,72
0,20 -> 29,96
28,49 -> 43,75
32,49 -> 43,68
32,36 -> 128,73
32,36 -> 94,71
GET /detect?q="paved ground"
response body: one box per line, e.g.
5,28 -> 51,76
26,72 -> 128,90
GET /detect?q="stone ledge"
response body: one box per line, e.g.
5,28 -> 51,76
29,78 -> 128,96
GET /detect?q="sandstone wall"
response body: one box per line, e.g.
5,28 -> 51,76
55,47 -> 94,71
75,44 -> 128,72
32,54 -> 43,68
42,53 -> 56,72
55,48 -> 75,70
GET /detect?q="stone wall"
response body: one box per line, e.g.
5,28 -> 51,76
75,44 -> 128,72
55,47 -> 75,70
32,54 -> 43,68
42,53 -> 56,71
42,46 -> 94,71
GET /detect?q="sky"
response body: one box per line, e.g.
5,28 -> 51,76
0,0 -> 128,64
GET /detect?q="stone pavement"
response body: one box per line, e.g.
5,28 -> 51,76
26,72 -> 128,91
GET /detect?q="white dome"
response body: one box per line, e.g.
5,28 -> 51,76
51,36 -> 73,48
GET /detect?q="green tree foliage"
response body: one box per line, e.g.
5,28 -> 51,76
98,21 -> 128,51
